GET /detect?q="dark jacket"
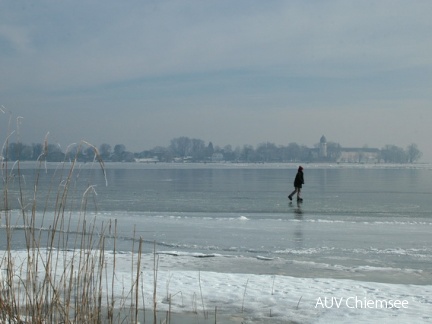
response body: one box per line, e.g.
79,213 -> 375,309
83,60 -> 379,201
294,171 -> 304,188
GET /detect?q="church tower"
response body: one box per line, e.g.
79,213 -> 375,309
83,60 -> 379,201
319,135 -> 327,158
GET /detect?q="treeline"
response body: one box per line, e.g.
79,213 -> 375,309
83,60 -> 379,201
2,137 -> 422,164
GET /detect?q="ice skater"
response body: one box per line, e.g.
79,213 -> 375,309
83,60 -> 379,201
288,166 -> 304,202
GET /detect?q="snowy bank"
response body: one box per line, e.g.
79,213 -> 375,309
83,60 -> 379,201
1,250 -> 431,323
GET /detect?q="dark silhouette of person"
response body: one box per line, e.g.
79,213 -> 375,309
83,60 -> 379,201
288,166 -> 304,202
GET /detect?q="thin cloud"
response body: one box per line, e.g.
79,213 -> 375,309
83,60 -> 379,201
1,0 -> 432,160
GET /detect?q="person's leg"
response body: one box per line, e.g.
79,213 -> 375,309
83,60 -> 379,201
288,188 -> 298,200
297,188 -> 302,201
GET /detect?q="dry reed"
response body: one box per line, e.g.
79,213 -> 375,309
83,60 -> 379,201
0,112 -> 247,324
0,135 -> 145,323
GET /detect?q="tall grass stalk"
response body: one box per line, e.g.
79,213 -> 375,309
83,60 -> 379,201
0,135 -> 145,323
198,271 -> 207,319
241,279 -> 249,313
153,241 -> 159,324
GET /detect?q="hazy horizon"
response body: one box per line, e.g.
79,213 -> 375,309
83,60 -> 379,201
1,1 -> 432,161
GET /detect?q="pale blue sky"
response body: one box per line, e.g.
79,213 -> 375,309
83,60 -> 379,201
1,1 -> 432,160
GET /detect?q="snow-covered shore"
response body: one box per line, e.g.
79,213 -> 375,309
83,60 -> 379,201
2,250 -> 431,323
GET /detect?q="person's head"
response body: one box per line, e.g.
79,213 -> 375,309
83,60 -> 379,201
298,166 -> 303,172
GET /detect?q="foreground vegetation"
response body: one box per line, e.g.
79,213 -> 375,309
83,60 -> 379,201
0,142 -> 171,323
0,110 -> 221,323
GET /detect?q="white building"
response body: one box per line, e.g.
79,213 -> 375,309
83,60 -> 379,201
319,135 -> 381,163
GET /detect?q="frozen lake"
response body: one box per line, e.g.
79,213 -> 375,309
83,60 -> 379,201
1,162 -> 431,322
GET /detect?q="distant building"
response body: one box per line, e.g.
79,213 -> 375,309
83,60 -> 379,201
211,152 -> 224,162
319,135 -> 381,163
319,135 -> 327,158
135,157 -> 159,163
338,148 -> 381,163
